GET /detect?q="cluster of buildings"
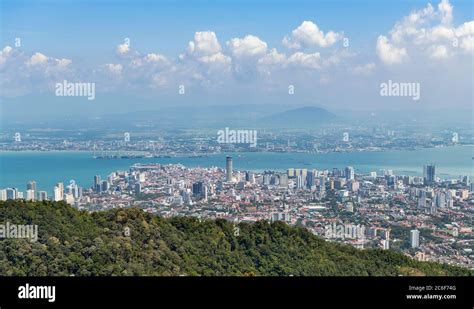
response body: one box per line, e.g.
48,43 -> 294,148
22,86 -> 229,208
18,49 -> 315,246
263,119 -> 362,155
1,158 -> 472,269
3,124 -> 472,156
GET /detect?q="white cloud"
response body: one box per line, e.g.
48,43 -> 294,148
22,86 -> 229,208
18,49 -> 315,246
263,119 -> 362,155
198,52 -> 231,65
227,35 -> 268,58
55,58 -> 73,70
460,36 -> 474,52
428,45 -> 449,59
0,46 -> 13,67
145,53 -> 167,63
283,21 -> 343,49
438,0 -> 453,25
104,63 -> 123,75
116,43 -> 130,55
455,21 -> 474,37
187,31 -> 222,57
287,52 -> 321,69
183,31 -> 231,67
26,52 -> 49,66
351,62 -> 376,75
376,35 -> 408,64
257,48 -> 286,66
377,0 -> 473,64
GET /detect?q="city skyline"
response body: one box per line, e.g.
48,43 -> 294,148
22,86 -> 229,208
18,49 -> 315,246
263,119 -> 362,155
2,154 -> 472,269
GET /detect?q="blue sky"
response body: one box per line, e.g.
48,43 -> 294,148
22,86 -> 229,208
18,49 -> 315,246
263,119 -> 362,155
2,0 -> 472,60
0,0 -> 473,115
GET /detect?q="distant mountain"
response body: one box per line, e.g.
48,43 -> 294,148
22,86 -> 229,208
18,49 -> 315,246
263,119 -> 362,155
261,106 -> 337,126
0,200 -> 470,276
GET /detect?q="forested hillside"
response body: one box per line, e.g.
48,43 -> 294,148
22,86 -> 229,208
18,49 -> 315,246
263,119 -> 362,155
0,200 -> 470,276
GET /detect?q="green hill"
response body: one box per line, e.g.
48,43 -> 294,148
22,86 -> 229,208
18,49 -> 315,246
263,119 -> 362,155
0,200 -> 470,276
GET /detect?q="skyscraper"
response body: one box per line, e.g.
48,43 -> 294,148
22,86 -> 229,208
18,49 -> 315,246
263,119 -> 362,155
0,189 -> 6,201
192,181 -> 204,197
306,170 -> 316,189
345,166 -> 355,181
134,183 -> 142,195
53,183 -> 63,201
94,175 -> 101,192
26,189 -> 35,201
423,164 -> 436,185
226,156 -> 233,182
27,180 -> 37,191
6,188 -> 17,200
410,229 -> 420,248
418,190 -> 426,208
37,191 -> 48,201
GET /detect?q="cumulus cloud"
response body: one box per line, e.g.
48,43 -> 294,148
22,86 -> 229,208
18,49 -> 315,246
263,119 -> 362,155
188,31 -> 222,56
26,52 -> 49,66
144,53 -> 167,63
0,46 -> 13,67
227,35 -> 268,58
130,53 -> 169,68
428,45 -> 449,59
258,48 -> 286,65
104,63 -> 123,76
183,31 -> 232,66
1,0 -> 471,108
116,43 -> 130,55
376,35 -> 408,64
287,52 -> 321,69
283,21 -> 343,49
377,0 -> 473,64
0,47 -> 75,97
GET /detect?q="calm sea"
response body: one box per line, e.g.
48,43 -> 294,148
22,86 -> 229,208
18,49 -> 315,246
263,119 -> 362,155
1,145 -> 473,193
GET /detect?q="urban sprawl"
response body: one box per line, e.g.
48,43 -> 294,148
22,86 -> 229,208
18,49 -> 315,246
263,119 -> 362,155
1,156 -> 473,270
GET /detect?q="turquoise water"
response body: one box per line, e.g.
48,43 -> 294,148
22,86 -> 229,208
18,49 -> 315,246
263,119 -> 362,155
1,146 -> 473,193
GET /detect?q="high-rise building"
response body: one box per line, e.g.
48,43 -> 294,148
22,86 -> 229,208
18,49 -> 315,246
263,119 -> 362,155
37,191 -> 48,201
0,189 -> 6,201
306,170 -> 316,189
263,173 -> 271,186
192,181 -> 204,197
27,180 -> 37,191
410,229 -> 420,248
6,188 -> 17,200
418,190 -> 426,208
345,166 -> 355,181
423,164 -> 436,185
94,175 -> 101,192
134,183 -> 142,195
348,180 -> 359,192
435,191 -> 446,208
26,189 -> 35,201
287,168 -> 295,178
53,184 -> 63,201
226,156 -> 233,182
278,174 -> 288,187
245,171 -> 251,182
319,176 -> 326,192
101,180 -> 109,192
